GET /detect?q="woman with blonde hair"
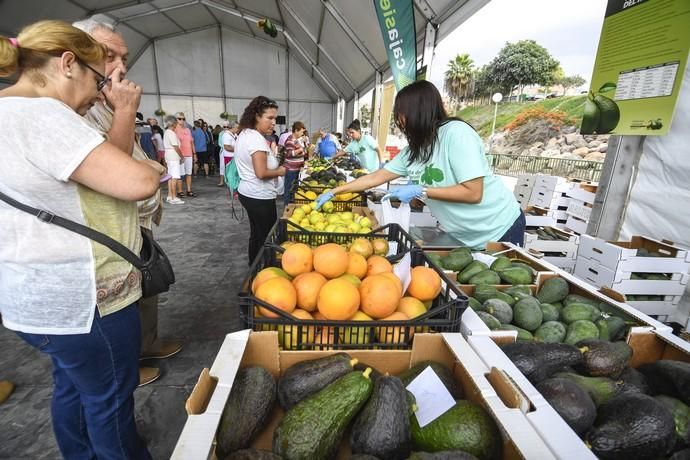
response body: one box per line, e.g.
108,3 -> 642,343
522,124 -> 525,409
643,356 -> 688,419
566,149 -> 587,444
0,20 -> 160,458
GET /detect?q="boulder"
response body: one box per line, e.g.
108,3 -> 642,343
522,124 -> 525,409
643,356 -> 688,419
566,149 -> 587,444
540,148 -> 561,158
521,148 -> 531,156
547,137 -> 559,147
529,146 -> 542,156
561,144 -> 575,152
585,152 -> 605,162
557,137 -> 565,144
560,153 -> 582,161
532,141 -> 544,149
565,133 -> 579,145
598,143 -> 608,153
588,140 -> 602,148
563,125 -> 578,134
574,137 -> 589,149
573,147 -> 590,157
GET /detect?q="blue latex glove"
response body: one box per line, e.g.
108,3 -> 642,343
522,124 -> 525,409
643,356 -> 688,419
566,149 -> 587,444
381,185 -> 423,203
379,162 -> 385,169
315,191 -> 335,209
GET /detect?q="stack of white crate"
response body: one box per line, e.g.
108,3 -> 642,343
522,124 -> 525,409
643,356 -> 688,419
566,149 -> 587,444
524,226 -> 579,273
574,235 -> 690,317
525,175 -> 571,227
564,183 -> 597,234
513,174 -> 535,210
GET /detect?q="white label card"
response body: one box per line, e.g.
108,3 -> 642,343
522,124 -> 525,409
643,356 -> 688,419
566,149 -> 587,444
406,366 -> 456,428
393,252 -> 412,294
473,252 -> 497,267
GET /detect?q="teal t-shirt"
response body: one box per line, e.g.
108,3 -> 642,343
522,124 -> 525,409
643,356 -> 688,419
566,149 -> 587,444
385,120 -> 520,249
345,134 -> 379,171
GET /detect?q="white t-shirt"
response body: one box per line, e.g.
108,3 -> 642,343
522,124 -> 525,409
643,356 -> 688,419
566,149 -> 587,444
236,129 -> 281,199
0,97 -> 105,334
153,132 -> 164,152
221,130 -> 237,158
163,128 -> 180,162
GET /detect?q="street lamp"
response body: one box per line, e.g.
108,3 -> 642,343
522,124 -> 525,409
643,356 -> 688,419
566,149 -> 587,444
489,92 -> 503,153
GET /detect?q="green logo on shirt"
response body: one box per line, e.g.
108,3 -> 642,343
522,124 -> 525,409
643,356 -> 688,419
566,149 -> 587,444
359,146 -> 365,153
421,165 -> 444,185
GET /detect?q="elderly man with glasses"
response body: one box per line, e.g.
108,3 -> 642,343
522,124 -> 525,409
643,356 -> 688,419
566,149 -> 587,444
174,112 -> 196,197
73,18 -> 183,389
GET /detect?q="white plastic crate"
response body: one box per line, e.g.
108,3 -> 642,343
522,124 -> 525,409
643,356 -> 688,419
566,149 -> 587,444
533,174 -> 571,191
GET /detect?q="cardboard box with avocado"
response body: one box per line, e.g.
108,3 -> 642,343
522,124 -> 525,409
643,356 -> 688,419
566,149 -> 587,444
172,330 -> 557,459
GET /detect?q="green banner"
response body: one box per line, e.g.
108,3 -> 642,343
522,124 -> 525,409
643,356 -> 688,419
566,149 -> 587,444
374,0 -> 417,90
582,0 -> 690,136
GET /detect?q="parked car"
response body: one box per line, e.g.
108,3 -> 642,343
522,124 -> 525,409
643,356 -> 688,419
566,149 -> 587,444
526,94 -> 545,101
546,93 -> 560,99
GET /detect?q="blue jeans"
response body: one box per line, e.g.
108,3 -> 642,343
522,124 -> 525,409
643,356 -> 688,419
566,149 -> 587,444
283,169 -> 300,206
498,210 -> 526,246
16,303 -> 151,460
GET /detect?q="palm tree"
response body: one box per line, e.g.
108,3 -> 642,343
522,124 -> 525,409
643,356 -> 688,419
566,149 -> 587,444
444,53 -> 475,110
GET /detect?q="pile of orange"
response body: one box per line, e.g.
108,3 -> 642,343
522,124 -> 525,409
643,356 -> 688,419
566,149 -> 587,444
251,238 -> 443,349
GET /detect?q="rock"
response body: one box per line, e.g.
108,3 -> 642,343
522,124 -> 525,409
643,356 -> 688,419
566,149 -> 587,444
573,147 -> 590,157
541,148 -> 561,158
547,138 -> 559,147
565,133 -> 579,145
589,147 -> 600,153
588,140 -> 602,148
557,137 -> 565,145
529,146 -> 542,156
598,143 -> 608,153
585,152 -> 605,161
561,153 -> 582,160
561,144 -> 574,152
532,141 -> 544,149
521,149 -> 531,156
563,126 -> 577,134
574,138 -> 588,149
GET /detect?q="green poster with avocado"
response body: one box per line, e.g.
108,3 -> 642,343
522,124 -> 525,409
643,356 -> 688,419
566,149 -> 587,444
582,0 -> 690,136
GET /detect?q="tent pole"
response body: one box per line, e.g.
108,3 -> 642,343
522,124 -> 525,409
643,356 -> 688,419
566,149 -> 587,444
422,21 -> 437,74
151,40 -> 163,123
372,72 -> 383,140
218,24 -> 227,113
285,49 -> 290,130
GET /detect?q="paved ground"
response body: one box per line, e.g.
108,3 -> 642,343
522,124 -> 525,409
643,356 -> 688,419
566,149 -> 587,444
0,178 -> 259,459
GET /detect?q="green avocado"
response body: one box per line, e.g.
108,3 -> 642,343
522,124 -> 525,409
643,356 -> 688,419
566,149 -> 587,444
468,296 -> 484,311
560,303 -> 601,324
539,303 -> 562,322
483,299 -> 513,324
497,324 -> 534,341
655,395 -> 690,446
503,285 -> 534,301
457,261 -> 489,284
563,294 -> 599,308
476,311 -> 501,330
441,250 -> 473,272
468,270 -> 501,286
497,267 -> 534,285
555,371 -> 623,407
426,252 -> 444,268
513,297 -> 543,332
564,320 -> 599,345
536,277 -> 569,304
490,256 -> 512,272
534,321 -> 567,343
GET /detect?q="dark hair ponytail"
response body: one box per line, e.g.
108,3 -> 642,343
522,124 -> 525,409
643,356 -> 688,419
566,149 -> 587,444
347,119 -> 361,131
239,95 -> 278,133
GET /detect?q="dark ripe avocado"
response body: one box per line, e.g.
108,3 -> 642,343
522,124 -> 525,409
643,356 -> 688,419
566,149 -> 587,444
576,339 -> 632,378
587,392 -> 676,460
554,372 -> 623,407
277,353 -> 356,410
670,448 -> 690,460
410,400 -> 501,460
217,367 -> 277,458
580,98 -> 601,135
638,360 -> 690,405
398,361 -> 463,399
407,451 -> 479,460
227,449 -> 282,460
273,370 -> 374,460
655,395 -> 690,446
593,95 -> 620,134
349,455 -> 382,460
351,376 -> 411,460
535,377 -> 596,435
500,342 -> 583,383
618,367 -> 650,394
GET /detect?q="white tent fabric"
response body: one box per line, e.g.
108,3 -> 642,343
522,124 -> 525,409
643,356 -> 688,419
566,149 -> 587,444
0,0 -> 489,128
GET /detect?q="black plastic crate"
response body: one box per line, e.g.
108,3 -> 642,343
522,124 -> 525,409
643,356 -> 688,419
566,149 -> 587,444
289,180 -> 367,211
238,246 -> 468,350
267,221 -> 418,253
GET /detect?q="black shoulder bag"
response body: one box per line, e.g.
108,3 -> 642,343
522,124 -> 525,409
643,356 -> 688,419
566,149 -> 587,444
0,190 -> 175,298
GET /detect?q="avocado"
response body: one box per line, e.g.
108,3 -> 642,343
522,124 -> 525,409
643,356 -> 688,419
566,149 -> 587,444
587,393 -> 676,459
468,270 -> 501,286
398,361 -> 463,399
273,370 -> 374,460
564,320 -> 599,345
351,376 -> 411,460
513,297 -> 543,332
349,455 -> 382,460
227,449 -> 283,460
563,294 -> 599,308
497,266 -> 534,285
277,353 -> 357,410
618,367 -> 650,394
489,256 -> 512,272
410,400 -> 501,460
560,303 -> 600,324
501,342 -> 583,383
217,367 -> 277,458
539,303 -> 561,322
474,285 -> 516,306
555,371 -> 624,406
576,339 -> 632,378
536,277 -> 569,304
426,253 -> 444,268
441,250 -> 473,272
457,261 -> 488,284
482,299 -> 513,324
503,285 -> 533,301
670,448 -> 690,460
468,296 -> 483,311
534,321 -> 567,343
638,360 -> 690,405
536,377 -> 596,435
476,311 -> 501,330
408,451 -> 479,460
497,324 -> 534,341
655,395 -> 690,447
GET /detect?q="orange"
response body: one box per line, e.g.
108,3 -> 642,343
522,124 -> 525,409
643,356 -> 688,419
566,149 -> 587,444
346,252 -> 368,279
281,243 -> 313,277
313,243 -> 349,279
380,272 -> 403,298
407,266 -> 442,301
397,296 -> 427,318
359,274 -> 400,319
278,309 -> 316,350
366,255 -> 393,276
338,273 -> 362,287
317,278 -> 360,320
255,277 -> 296,318
251,267 -> 290,293
292,271 -> 328,312
377,311 -> 411,343
349,238 -> 374,259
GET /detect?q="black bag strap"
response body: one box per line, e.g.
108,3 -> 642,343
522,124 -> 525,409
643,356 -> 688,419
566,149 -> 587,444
0,189 -> 144,269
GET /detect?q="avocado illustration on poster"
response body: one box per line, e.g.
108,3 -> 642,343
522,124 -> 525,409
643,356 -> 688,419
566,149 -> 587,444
582,0 -> 690,136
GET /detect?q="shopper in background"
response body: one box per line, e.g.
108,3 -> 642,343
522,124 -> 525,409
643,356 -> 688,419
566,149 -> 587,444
344,119 -> 382,171
174,111 -> 196,197
152,124 -> 165,164
217,120 -> 230,186
283,120 -> 307,205
317,80 -> 524,249
314,127 -> 341,159
192,119 -> 210,177
0,20 -> 159,459
164,115 -> 185,204
234,96 -> 285,263
135,112 -> 156,160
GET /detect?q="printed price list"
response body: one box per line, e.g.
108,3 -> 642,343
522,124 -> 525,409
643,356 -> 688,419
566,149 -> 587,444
615,61 -> 678,100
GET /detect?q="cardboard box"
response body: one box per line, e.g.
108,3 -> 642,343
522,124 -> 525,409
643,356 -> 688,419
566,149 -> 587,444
533,174 -> 571,191
542,256 -> 576,273
578,235 -> 690,273
566,183 -> 597,204
172,330 -> 557,459
524,206 -> 566,227
564,214 -> 588,235
467,326 -> 689,460
524,227 -> 579,258
566,198 -> 593,222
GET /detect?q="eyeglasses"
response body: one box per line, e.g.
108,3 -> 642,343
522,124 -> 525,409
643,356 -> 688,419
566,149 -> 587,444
77,58 -> 109,92
177,117 -> 185,120
260,98 -> 278,108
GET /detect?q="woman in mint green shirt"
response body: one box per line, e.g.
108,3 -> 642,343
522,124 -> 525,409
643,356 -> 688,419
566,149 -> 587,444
343,119 -> 382,172
317,81 -> 524,249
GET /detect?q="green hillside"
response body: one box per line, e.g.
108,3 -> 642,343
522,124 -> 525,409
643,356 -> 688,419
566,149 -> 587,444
457,95 -> 587,139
